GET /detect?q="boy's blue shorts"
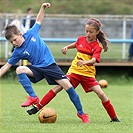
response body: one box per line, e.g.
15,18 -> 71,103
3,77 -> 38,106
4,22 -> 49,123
27,63 -> 67,85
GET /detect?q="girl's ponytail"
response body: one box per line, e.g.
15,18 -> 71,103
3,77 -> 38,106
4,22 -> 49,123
97,30 -> 108,52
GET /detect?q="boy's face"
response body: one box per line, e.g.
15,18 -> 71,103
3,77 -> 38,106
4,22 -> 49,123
9,34 -> 24,47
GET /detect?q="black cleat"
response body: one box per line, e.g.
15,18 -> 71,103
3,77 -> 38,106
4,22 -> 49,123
27,105 -> 39,115
110,117 -> 120,122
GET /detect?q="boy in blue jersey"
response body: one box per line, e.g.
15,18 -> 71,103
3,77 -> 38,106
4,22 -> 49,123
0,3 -> 89,123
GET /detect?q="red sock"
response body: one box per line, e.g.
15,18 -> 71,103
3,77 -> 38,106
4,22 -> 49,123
102,100 -> 117,120
36,89 -> 56,110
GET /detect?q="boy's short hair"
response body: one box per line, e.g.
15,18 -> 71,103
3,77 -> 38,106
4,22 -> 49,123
4,24 -> 21,40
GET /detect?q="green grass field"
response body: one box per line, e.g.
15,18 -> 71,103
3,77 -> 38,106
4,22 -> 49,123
0,42 -> 130,61
0,78 -> 132,133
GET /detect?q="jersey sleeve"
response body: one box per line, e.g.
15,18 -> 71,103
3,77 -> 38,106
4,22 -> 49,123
92,43 -> 102,63
8,51 -> 21,66
75,36 -> 82,47
28,23 -> 41,34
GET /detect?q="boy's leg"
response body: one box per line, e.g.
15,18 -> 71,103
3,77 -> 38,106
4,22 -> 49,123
27,86 -> 90,123
17,73 -> 39,107
66,86 -> 90,123
66,86 -> 83,114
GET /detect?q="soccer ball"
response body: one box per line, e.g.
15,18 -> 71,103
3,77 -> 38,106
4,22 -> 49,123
38,107 -> 57,123
99,79 -> 108,88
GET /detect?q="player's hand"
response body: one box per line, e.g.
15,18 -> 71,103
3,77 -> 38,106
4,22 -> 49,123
62,47 -> 68,55
77,60 -> 85,67
42,3 -> 51,8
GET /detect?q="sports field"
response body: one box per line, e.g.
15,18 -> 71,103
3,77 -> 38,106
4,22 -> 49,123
0,42 -> 130,61
0,77 -> 132,133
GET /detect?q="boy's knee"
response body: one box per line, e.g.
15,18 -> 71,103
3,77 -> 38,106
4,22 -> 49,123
16,66 -> 26,74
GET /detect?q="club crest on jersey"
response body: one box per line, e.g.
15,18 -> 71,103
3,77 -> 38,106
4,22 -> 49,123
23,50 -> 30,56
31,37 -> 36,42
79,44 -> 83,47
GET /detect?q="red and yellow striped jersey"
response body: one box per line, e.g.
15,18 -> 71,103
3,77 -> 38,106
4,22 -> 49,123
67,36 -> 102,78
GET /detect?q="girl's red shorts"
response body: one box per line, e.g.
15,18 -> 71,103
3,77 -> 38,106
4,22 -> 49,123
66,73 -> 99,93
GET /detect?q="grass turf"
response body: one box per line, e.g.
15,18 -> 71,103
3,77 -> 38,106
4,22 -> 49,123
0,78 -> 132,133
0,42 -> 130,61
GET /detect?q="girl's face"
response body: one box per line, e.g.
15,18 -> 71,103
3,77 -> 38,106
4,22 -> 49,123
9,34 -> 25,47
85,24 -> 99,42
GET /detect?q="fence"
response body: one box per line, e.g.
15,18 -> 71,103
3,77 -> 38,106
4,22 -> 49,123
1,37 -> 133,59
0,14 -> 133,62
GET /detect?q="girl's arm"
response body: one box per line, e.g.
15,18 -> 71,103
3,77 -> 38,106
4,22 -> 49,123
62,42 -> 76,55
77,58 -> 96,67
0,62 -> 12,77
36,3 -> 51,25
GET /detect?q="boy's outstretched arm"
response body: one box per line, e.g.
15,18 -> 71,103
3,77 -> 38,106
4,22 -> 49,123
0,62 -> 12,77
36,3 -> 51,25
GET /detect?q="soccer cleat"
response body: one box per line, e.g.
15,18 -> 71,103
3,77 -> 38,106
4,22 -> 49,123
110,117 -> 120,122
77,113 -> 90,123
27,105 -> 39,115
21,96 -> 39,107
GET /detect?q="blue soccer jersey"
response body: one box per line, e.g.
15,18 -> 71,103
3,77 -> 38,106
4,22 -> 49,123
8,23 -> 55,67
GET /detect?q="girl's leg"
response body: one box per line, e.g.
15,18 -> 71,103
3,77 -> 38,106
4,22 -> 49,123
27,78 -> 90,123
91,85 -> 120,122
36,85 -> 63,109
27,85 -> 62,115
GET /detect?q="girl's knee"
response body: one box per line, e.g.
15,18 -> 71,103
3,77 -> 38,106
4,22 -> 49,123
98,92 -> 108,102
52,86 -> 63,94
